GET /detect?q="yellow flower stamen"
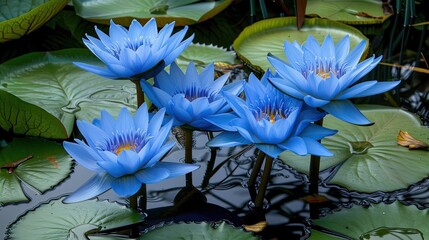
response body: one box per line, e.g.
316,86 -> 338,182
115,143 -> 136,155
317,71 -> 331,79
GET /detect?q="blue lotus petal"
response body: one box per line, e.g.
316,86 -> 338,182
299,124 -> 337,140
321,100 -> 373,125
73,62 -> 120,79
303,95 -> 330,108
111,175 -> 142,197
302,137 -> 333,157
281,136 -> 307,156
341,81 -> 401,99
63,173 -> 113,203
207,131 -> 250,147
135,166 -> 170,184
76,120 -> 109,148
63,141 -> 102,171
256,144 -> 285,158
156,162 -> 200,179
204,113 -> 241,131
268,77 -> 306,99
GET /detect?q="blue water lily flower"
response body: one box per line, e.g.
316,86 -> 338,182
268,34 -> 401,125
74,18 -> 194,80
205,70 -> 337,158
140,61 -> 244,131
63,103 -> 199,203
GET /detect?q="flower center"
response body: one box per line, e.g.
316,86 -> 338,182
115,143 -> 136,155
109,37 -> 153,59
101,129 -> 149,155
317,71 -> 331,79
252,96 -> 295,123
176,84 -> 214,102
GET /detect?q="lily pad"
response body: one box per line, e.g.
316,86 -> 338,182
72,0 -> 233,27
0,90 -> 68,139
306,0 -> 393,25
0,0 -> 69,42
233,17 -> 368,73
310,201 -> 429,239
140,221 -> 257,240
175,42 -> 237,71
0,48 -> 137,136
280,106 -> 429,193
7,198 -> 144,239
0,138 -> 73,205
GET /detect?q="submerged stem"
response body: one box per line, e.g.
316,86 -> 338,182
255,155 -> 273,208
129,184 -> 146,237
132,79 -> 145,107
248,151 -> 266,201
184,128 -> 194,189
309,118 -> 324,195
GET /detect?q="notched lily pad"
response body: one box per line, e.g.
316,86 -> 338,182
0,48 -> 137,136
0,138 -> 73,205
7,198 -> 144,239
306,0 -> 393,25
280,106 -> 429,193
0,0 -> 70,42
72,0 -> 233,27
233,17 -> 368,73
309,201 -> 429,239
140,221 -> 257,240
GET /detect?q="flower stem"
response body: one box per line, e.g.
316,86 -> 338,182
248,151 -> 266,201
129,184 -> 146,237
184,128 -> 194,189
309,118 -> 324,195
255,155 -> 273,208
201,132 -> 217,189
132,79 -> 145,107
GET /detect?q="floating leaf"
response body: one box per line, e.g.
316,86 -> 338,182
7,198 -> 144,239
140,221 -> 257,240
306,0 -> 393,25
175,43 -> 237,72
0,138 -> 73,205
0,0 -> 69,42
72,0 -> 233,27
0,49 -> 137,136
233,17 -> 368,73
309,202 -> 429,239
280,106 -> 429,193
0,90 -> 68,139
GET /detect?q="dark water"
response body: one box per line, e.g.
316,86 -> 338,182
2,131 -> 429,239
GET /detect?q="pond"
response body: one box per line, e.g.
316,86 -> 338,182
1,0 -> 429,240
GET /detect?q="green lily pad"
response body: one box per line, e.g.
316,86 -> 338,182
0,0 -> 69,42
306,0 -> 393,25
233,17 -> 368,73
310,201 -> 429,239
175,42 -> 237,71
7,198 -> 144,240
0,138 -> 73,205
0,48 -> 137,136
140,221 -> 257,240
72,0 -> 233,27
0,90 -> 68,139
280,106 -> 429,193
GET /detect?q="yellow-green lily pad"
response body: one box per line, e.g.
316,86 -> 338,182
0,0 -> 69,42
72,0 -> 233,27
306,0 -> 393,25
233,17 -> 368,73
